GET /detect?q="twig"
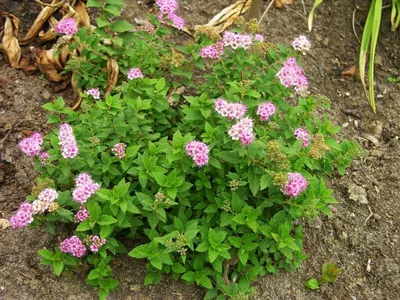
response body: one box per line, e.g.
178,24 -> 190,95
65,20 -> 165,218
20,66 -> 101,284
0,120 -> 27,150
301,0 -> 306,14
364,205 -> 374,225
352,8 -> 361,43
258,0 -> 275,24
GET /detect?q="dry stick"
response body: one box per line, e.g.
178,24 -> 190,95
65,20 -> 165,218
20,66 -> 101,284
258,0 -> 275,24
0,120 -> 27,150
32,0 -> 68,8
352,8 -> 361,43
301,0 -> 306,14
364,205 -> 374,225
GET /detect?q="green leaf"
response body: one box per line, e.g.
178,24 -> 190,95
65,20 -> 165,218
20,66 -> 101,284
87,0 -> 102,7
182,271 -> 195,282
38,249 -> 54,260
156,78 -> 166,91
76,220 -> 92,231
128,244 -> 149,258
260,173 -> 272,190
53,260 -> 64,276
112,20 -> 134,32
306,278 -> 320,290
248,168 -> 260,196
87,199 -> 101,221
172,263 -> 186,274
97,215 -> 117,225
200,276 -> 213,289
150,256 -> 163,270
204,289 -> 218,300
232,192 -> 243,213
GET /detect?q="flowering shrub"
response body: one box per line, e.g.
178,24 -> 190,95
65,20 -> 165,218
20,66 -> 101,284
9,1 -> 361,299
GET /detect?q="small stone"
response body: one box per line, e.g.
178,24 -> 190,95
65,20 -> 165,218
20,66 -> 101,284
342,231 -> 348,240
350,213 -> 356,218
348,183 -> 368,204
345,92 -> 351,97
376,94 -> 384,99
323,38 -> 329,47
354,120 -> 359,127
43,90 -> 52,100
129,284 -> 141,292
0,218 -> 10,230
366,258 -> 372,272
342,122 -> 349,128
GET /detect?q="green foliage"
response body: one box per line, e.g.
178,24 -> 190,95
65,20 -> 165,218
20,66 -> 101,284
306,262 -> 342,290
309,0 -> 400,112
28,3 -> 360,300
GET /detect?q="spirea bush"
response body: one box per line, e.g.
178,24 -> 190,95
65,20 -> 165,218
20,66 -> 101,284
10,1 -> 361,299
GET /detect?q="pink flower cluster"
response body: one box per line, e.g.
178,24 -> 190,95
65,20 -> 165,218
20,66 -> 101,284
58,123 -> 78,159
276,57 -> 308,94
60,236 -> 86,257
32,188 -> 58,214
292,35 -> 311,54
18,133 -> 43,157
294,128 -> 310,147
72,173 -> 100,204
127,68 -> 144,80
112,143 -> 127,159
86,88 -> 100,99
199,41 -> 224,59
55,18 -> 78,35
9,202 -> 34,229
222,31 -> 253,50
256,102 -> 276,121
281,172 -> 308,198
89,235 -> 106,253
74,207 -> 89,223
185,141 -> 209,167
156,0 -> 185,30
215,98 -> 247,120
228,117 -> 254,146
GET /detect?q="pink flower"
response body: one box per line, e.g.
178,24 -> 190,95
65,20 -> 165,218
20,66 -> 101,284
127,68 -> 144,80
86,88 -> 100,99
228,117 -> 254,146
75,173 -> 93,187
222,31 -> 253,50
276,57 -> 308,93
168,13 -> 185,30
60,236 -> 86,257
254,34 -> 264,42
58,123 -> 78,159
38,188 -> 58,202
156,0 -> 178,14
292,35 -> 311,54
185,141 -> 209,167
40,151 -> 49,163
256,102 -> 276,121
55,18 -> 78,35
31,200 -> 48,214
199,41 -> 224,59
214,98 -> 247,120
74,207 -> 89,222
72,173 -> 100,204
18,132 -> 43,157
294,128 -> 310,147
111,143 -> 127,159
9,202 -> 34,229
281,172 -> 308,198
89,235 -> 106,253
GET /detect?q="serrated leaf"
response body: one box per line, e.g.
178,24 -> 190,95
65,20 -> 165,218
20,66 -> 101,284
128,244 -> 149,258
97,215 -> 117,225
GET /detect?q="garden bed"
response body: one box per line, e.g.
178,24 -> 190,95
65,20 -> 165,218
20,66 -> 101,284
0,0 -> 399,299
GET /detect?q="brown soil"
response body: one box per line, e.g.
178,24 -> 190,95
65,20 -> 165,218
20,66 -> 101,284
1,0 -> 399,299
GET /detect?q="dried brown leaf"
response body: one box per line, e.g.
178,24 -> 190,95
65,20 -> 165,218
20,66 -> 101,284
74,0 -> 90,27
341,65 -> 357,77
105,57 -> 119,94
0,218 -> 10,230
205,0 -> 252,33
1,13 -> 21,68
276,0 -> 293,8
34,48 -> 68,82
20,0 -> 61,45
71,71 -> 83,110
